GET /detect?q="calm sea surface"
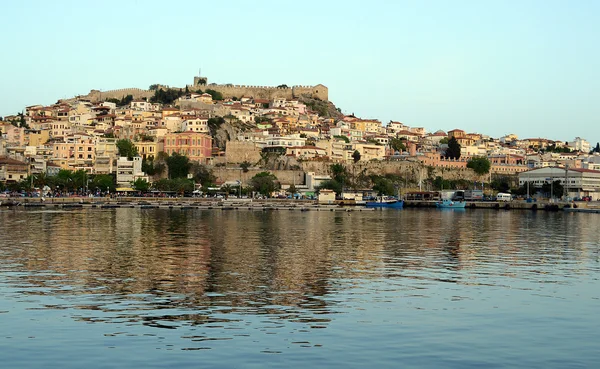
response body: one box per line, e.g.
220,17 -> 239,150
0,208 -> 599,368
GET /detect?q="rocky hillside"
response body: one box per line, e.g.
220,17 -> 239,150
297,96 -> 344,120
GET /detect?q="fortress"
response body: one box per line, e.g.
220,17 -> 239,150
70,75 -> 328,103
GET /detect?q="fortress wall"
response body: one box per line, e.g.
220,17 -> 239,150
190,84 -> 294,100
71,81 -> 328,104
86,88 -> 154,102
190,84 -> 328,101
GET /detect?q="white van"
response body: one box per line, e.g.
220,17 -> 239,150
496,193 -> 512,202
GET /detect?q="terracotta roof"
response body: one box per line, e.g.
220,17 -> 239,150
570,168 -> 600,174
0,156 -> 27,165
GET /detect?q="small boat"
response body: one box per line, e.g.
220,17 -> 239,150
365,197 -> 404,209
0,200 -> 21,207
435,199 -> 466,209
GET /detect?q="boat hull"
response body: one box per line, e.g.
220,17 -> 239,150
435,200 -> 466,209
365,200 -> 404,209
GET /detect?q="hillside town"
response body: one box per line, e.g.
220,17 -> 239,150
1,75 -> 600,201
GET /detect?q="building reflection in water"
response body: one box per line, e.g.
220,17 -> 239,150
1,208 -> 599,332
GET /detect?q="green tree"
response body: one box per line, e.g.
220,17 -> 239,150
512,182 -> 531,197
372,176 -> 396,196
149,88 -> 184,104
153,178 -> 172,192
466,156 -> 491,175
250,172 -> 279,196
142,156 -> 166,176
491,177 -> 511,193
334,135 -> 349,143
221,184 -> 234,196
317,179 -> 343,195
166,152 -> 191,179
204,89 -> 224,101
445,136 -> 461,159
191,163 -> 215,186
149,84 -> 160,90
55,169 -> 74,191
287,184 -> 297,197
389,137 -> 406,153
208,116 -> 225,136
240,161 -> 252,173
116,139 -> 138,159
439,137 -> 449,145
33,172 -> 49,188
132,178 -> 150,192
330,163 -> 349,185
254,116 -> 272,124
352,150 -> 361,163
90,174 -> 115,193
541,180 -> 563,199
432,176 -> 452,190
18,113 -> 28,128
72,169 -> 88,191
120,94 -> 134,106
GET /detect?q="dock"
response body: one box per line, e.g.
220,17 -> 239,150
3,197 -> 598,213
403,200 -> 570,211
6,198 -> 374,212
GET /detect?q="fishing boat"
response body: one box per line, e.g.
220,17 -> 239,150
365,197 -> 404,209
435,199 -> 466,209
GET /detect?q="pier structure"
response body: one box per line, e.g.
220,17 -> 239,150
3,197 -> 599,212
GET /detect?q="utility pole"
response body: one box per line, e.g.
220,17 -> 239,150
564,165 -> 569,200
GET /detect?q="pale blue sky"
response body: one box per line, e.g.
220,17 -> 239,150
1,0 -> 598,145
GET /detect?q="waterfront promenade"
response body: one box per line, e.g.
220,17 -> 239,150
2,196 -> 599,212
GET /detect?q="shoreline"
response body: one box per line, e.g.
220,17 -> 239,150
2,197 -> 598,213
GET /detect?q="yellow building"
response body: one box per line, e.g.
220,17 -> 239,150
134,140 -> 164,160
352,119 -> 382,133
0,156 -> 29,183
26,129 -> 50,146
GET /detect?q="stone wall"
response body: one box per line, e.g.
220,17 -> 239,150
300,160 -> 482,183
64,78 -> 328,104
73,88 -> 155,103
213,167 -> 305,186
190,84 -> 328,101
225,141 -> 262,164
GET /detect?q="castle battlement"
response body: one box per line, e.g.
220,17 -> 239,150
70,75 -> 328,103
193,76 -> 328,101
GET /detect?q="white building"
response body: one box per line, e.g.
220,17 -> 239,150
116,156 -> 148,187
567,137 -> 590,153
518,166 -> 600,200
257,135 -> 306,149
130,100 -> 154,112
182,117 -> 209,133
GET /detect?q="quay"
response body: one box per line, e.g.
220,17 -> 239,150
403,200 -> 573,211
2,197 -> 599,213
1,197 -> 374,212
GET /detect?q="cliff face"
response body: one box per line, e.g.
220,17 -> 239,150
211,118 -> 255,150
297,96 -> 344,120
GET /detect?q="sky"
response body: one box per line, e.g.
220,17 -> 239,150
1,0 -> 598,145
